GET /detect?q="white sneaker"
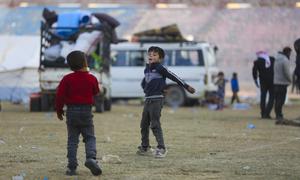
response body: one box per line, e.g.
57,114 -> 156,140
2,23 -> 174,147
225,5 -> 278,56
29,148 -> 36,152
136,146 -> 153,156
154,148 -> 168,158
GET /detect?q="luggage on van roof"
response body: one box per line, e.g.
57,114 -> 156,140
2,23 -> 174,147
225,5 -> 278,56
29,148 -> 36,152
132,24 -> 187,43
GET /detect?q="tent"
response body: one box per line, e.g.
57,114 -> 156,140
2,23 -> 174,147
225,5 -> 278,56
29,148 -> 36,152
0,35 -> 40,103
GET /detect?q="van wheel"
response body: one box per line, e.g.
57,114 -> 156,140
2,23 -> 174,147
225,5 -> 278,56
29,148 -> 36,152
95,96 -> 104,113
104,98 -> 112,111
165,85 -> 186,107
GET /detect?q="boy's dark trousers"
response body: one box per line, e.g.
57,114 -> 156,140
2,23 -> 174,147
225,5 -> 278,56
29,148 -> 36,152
66,105 -> 97,169
231,92 -> 240,104
274,85 -> 288,119
217,91 -> 225,109
140,98 -> 165,149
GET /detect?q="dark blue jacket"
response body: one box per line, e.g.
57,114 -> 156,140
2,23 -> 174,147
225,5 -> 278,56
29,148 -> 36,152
231,78 -> 239,92
141,63 -> 189,98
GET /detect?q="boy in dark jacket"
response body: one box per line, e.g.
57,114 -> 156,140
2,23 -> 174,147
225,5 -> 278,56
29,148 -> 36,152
56,51 -> 102,176
231,72 -> 240,104
137,46 -> 195,158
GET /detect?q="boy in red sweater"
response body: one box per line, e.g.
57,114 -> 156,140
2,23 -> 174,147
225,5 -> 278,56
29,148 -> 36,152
55,50 -> 102,176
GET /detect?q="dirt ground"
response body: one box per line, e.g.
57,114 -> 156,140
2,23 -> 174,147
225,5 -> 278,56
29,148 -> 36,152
1,102 -> 300,180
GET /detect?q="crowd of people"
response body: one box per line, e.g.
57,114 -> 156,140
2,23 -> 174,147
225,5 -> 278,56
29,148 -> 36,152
252,46 -> 294,125
212,42 -> 299,127
1,41 -> 299,176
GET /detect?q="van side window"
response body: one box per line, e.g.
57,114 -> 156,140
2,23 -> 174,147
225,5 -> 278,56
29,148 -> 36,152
129,51 -> 144,66
112,51 -> 126,66
198,50 -> 204,66
175,50 -> 204,66
162,50 -> 172,66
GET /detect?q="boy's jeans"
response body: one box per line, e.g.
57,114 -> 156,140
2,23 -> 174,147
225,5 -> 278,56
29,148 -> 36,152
66,105 -> 97,169
140,98 -> 165,149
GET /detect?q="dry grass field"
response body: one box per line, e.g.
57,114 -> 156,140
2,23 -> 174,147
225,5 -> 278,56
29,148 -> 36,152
1,102 -> 300,180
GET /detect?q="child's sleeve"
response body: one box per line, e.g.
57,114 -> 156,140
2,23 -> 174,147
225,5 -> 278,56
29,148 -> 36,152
157,64 -> 189,89
93,77 -> 100,95
214,78 -> 219,85
141,78 -> 146,90
55,78 -> 67,114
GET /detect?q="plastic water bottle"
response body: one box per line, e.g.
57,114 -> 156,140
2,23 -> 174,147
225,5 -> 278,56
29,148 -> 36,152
247,123 -> 256,129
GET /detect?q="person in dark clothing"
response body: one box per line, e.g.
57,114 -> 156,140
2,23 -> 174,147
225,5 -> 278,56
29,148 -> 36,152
273,47 -> 292,123
252,51 -> 275,119
137,46 -> 195,158
55,51 -> 102,176
231,72 -> 240,104
292,39 -> 300,93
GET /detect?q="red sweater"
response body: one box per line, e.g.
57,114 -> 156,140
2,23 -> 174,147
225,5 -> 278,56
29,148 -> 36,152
55,71 -> 100,113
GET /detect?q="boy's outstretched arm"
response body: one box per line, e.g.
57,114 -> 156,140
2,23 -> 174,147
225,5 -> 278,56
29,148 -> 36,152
158,65 -> 195,94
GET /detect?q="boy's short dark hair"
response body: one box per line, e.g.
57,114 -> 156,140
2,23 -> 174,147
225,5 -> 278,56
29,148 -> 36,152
66,51 -> 86,71
148,46 -> 165,59
218,71 -> 224,76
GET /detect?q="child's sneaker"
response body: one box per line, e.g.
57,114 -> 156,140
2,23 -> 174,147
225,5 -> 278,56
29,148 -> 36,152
84,159 -> 102,176
154,148 -> 168,158
65,168 -> 77,176
136,146 -> 153,156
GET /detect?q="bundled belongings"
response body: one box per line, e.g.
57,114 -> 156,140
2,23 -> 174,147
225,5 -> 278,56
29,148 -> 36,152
92,13 -> 120,28
92,13 -> 120,43
59,31 -> 102,58
44,44 -> 61,61
42,8 -> 57,27
55,12 -> 89,39
41,8 -> 120,68
132,24 -> 187,42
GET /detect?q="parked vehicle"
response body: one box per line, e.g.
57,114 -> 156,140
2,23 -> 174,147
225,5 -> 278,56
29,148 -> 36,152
110,41 -> 219,106
30,10 -> 118,112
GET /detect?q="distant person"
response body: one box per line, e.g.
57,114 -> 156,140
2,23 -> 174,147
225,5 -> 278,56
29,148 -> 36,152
55,51 -> 102,176
274,47 -> 292,123
231,72 -> 240,104
137,46 -> 195,158
252,51 -> 275,119
215,71 -> 227,110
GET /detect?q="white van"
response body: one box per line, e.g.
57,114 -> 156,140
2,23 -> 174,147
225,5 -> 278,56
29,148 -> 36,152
110,42 -> 219,106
